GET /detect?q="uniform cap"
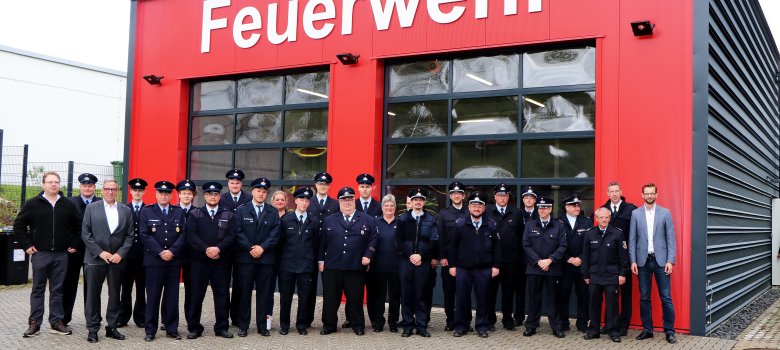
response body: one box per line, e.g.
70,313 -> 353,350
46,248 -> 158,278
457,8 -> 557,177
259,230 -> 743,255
176,179 -> 197,192
128,178 -> 148,190
536,196 -> 554,208
468,192 -> 486,205
294,187 -> 313,199
448,181 -> 466,194
314,172 -> 333,184
202,181 -> 223,193
251,177 -> 271,189
154,180 -> 175,193
521,186 -> 537,198
77,173 -> 98,184
408,187 -> 428,200
225,168 -> 245,180
356,173 -> 375,185
337,187 -> 355,199
493,183 -> 510,195
562,193 -> 581,206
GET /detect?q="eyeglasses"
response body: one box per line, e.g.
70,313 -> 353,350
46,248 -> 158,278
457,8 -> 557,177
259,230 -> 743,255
44,181 -> 60,184
642,192 -> 657,196
103,188 -> 118,192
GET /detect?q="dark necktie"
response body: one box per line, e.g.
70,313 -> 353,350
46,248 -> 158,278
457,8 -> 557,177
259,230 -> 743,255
162,207 -> 167,216
500,207 -> 505,216
344,215 -> 350,225
320,198 -> 325,207
542,221 -> 548,229
85,199 -> 90,206
210,209 -> 215,218
135,205 -> 140,212
364,201 -> 369,211
613,205 -> 617,214
234,196 -> 239,203
183,208 -> 188,215
473,221 -> 480,230
299,214 -> 304,225
256,205 -> 262,217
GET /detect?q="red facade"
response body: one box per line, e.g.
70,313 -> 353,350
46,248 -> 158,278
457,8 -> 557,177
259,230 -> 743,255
129,0 -> 695,332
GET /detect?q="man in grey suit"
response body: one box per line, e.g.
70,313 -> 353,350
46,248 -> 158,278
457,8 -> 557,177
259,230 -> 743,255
82,179 -> 135,343
628,183 -> 677,344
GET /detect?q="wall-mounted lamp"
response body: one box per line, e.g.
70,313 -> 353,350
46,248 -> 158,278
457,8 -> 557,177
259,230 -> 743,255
336,53 -> 359,65
631,20 -> 655,37
143,75 -> 164,85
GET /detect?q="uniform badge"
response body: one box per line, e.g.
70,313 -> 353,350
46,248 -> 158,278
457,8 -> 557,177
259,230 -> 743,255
151,226 -> 156,233
176,226 -> 180,233
623,241 -> 628,249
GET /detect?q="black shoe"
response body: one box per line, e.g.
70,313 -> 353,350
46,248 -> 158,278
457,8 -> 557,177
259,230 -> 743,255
452,330 -> 466,337
187,331 -> 201,339
401,330 -> 413,337
373,327 -> 383,333
116,322 -> 127,328
135,322 -> 144,328
666,332 -> 677,344
144,334 -> 154,342
87,331 -> 98,343
389,325 -> 398,333
611,336 -> 622,342
166,332 -> 181,340
488,325 -> 496,332
354,329 -> 365,336
237,329 -> 248,337
636,330 -> 654,340
258,329 -> 271,337
297,329 -> 307,335
160,325 -> 166,331
620,328 -> 628,337
341,321 -> 352,329
320,329 -> 334,335
523,328 -> 536,337
583,333 -> 599,340
50,320 -> 73,335
478,331 -> 489,338
105,327 -> 125,340
553,330 -> 565,338
444,325 -> 453,331
600,327 -> 608,334
279,329 -> 288,335
503,323 -> 516,331
216,330 -> 234,338
23,320 -> 41,338
417,329 -> 431,337
467,326 -> 474,333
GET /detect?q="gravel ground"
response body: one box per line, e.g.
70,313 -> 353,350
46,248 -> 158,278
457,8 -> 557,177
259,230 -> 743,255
709,287 -> 780,340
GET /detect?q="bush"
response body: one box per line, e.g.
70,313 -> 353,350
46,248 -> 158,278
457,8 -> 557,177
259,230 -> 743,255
0,199 -> 19,227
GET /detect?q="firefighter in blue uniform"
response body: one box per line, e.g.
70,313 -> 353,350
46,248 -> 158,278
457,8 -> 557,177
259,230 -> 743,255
166,179 -> 196,332
278,187 -> 321,335
139,180 -> 186,341
437,181 -> 469,331
519,186 -> 539,224
304,171 -> 338,328
355,173 -> 382,218
119,178 -> 148,328
396,188 -> 438,338
185,182 -> 236,339
582,207 -> 629,343
63,173 -> 101,326
448,192 -> 501,338
233,177 -> 281,337
556,193 -> 593,333
221,168 -> 250,327
486,183 -> 525,331
318,187 -> 378,336
522,196 -> 567,338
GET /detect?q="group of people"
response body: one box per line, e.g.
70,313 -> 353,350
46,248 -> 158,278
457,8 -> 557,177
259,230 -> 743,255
12,169 -> 678,344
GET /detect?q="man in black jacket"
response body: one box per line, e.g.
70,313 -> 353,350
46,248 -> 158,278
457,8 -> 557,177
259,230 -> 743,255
14,171 -> 81,337
597,181 -> 637,335
119,178 -> 148,328
448,192 -> 500,338
556,194 -> 593,333
354,173 -> 382,218
436,181 -> 468,331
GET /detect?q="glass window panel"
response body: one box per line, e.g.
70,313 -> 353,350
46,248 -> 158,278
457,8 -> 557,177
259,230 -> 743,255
284,109 -> 328,142
191,115 -> 234,145
521,139 -> 594,178
387,101 -> 448,138
523,47 -> 596,88
237,76 -> 283,107
285,72 -> 330,104
190,150 -> 232,180
283,147 -> 327,180
387,185 -> 446,214
236,112 -> 281,144
522,92 -> 595,132
451,141 -> 517,179
388,60 -> 450,97
386,143 -> 447,179
452,96 -> 518,136
453,54 -> 519,92
193,80 -> 235,111
235,149 -> 281,179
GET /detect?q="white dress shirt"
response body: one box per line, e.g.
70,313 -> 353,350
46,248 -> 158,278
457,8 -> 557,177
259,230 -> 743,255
566,214 -> 577,230
104,200 -> 119,234
645,205 -> 655,254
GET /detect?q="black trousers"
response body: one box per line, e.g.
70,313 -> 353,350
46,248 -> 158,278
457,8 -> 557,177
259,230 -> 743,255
524,274 -> 562,331
488,261 -> 523,327
118,258 -> 145,326
588,283 -> 619,337
454,268 -> 491,333
618,275 -> 632,330
62,250 -> 85,325
29,251 -> 68,325
161,264 -> 190,328
366,269 -> 400,330
84,263 -> 125,331
278,270 -> 312,332
236,263 -> 274,331
399,261 -> 431,331
558,266 -> 588,330
321,269 -> 365,332
229,262 -> 241,325
439,266 -> 457,328
302,270 -> 319,327
145,265 -> 180,336
188,259 -> 231,334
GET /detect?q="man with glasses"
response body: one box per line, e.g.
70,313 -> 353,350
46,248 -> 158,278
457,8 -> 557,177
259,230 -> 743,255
318,187 -> 378,336
15,171 -> 81,338
630,183 -> 678,344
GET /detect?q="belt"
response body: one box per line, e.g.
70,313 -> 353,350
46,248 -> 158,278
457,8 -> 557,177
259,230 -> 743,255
647,253 -> 655,259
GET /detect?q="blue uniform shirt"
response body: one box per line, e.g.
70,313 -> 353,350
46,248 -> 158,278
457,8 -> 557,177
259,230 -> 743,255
319,210 -> 378,271
139,204 -> 187,266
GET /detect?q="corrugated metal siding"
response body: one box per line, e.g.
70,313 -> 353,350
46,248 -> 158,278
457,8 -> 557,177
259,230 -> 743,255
705,0 -> 780,333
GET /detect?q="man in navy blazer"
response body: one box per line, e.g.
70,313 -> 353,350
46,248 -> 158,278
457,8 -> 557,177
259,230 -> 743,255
628,183 -> 677,344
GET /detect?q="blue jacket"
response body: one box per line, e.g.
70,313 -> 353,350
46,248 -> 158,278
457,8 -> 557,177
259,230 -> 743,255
124,202 -> 147,261
522,218 -> 568,276
139,204 -> 187,266
220,191 -> 251,212
448,218 -> 501,270
319,210 -> 378,271
309,196 -> 339,218
279,211 -> 322,273
436,205 -> 468,260
233,203 -> 281,265
372,217 -> 400,272
395,211 -> 438,261
186,206 -> 235,261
